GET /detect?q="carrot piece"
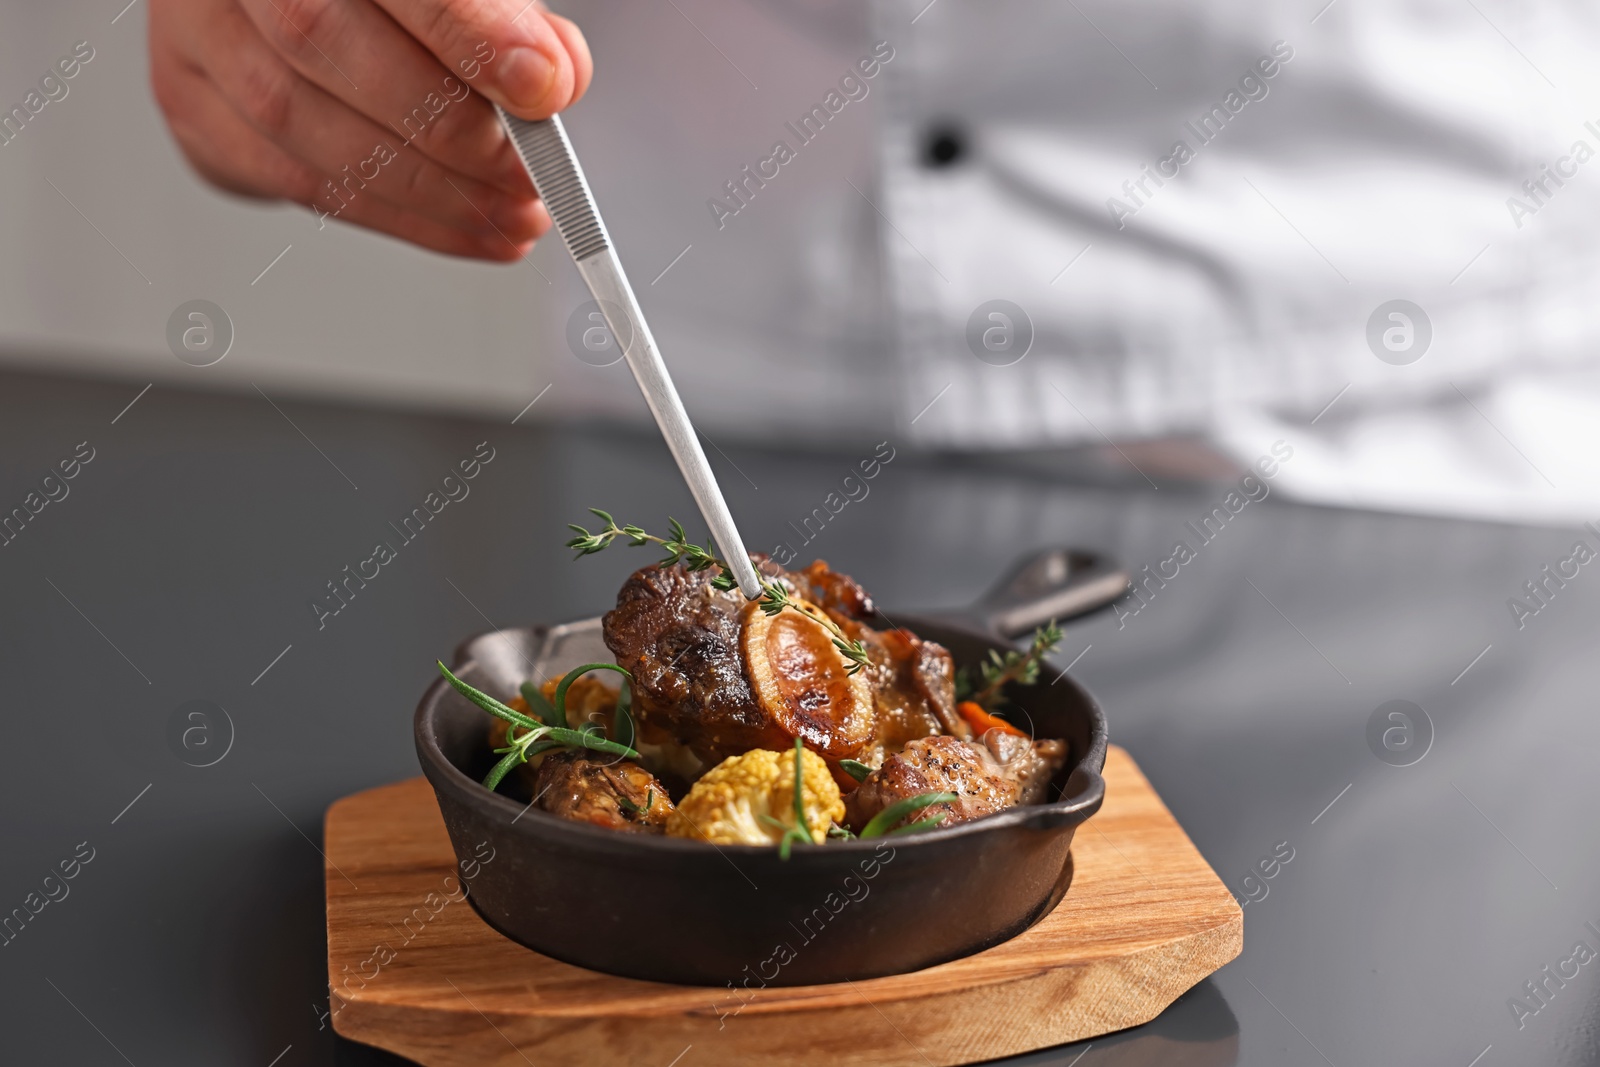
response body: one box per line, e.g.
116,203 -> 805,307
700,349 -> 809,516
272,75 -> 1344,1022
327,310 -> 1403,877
957,700 -> 1028,738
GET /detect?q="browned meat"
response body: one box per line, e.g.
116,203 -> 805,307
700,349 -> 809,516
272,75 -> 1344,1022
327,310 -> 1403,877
602,555 -> 797,759
852,625 -> 968,758
602,557 -> 969,787
605,558 -> 934,777
798,559 -> 875,620
979,730 -> 1068,805
528,750 -> 674,833
793,560 -> 960,748
844,734 -> 1069,832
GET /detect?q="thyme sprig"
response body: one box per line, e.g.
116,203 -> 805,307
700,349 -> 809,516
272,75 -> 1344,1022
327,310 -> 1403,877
438,661 -> 642,793
566,509 -> 872,675
567,512 -> 732,586
960,620 -> 1064,711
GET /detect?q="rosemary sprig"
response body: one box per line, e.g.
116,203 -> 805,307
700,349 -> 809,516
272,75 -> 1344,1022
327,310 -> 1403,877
617,787 -> 655,817
566,510 -> 872,675
859,791 -> 959,839
961,620 -> 1064,711
611,679 -> 636,751
839,759 -> 874,783
518,680 -> 559,726
437,661 -> 642,794
758,738 -> 818,860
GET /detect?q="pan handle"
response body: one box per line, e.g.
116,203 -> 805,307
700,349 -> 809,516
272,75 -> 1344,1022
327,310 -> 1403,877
970,547 -> 1129,640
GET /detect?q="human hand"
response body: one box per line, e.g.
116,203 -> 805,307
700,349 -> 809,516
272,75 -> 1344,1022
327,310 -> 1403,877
150,0 -> 592,260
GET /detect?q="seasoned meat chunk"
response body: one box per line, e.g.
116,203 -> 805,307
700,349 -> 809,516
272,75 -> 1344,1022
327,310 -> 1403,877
853,625 -> 968,760
844,734 -> 1069,832
603,558 -> 881,771
797,559 -> 876,621
979,730 -> 1068,805
603,557 -> 965,786
529,750 -> 674,833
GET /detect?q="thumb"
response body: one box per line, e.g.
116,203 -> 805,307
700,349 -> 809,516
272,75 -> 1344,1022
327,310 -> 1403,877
381,0 -> 593,119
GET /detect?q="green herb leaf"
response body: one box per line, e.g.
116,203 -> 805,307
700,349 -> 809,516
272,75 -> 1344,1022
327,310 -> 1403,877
482,748 -> 528,791
522,738 -> 564,760
519,680 -> 557,723
551,662 -> 631,731
790,737 -> 807,833
618,787 -> 654,817
774,738 -> 818,861
438,662 -> 542,731
832,636 -> 871,676
611,680 -> 636,750
859,791 -> 958,839
567,512 -> 872,674
967,620 -> 1065,711
540,725 -> 641,761
445,660 -> 642,797
839,759 -> 874,783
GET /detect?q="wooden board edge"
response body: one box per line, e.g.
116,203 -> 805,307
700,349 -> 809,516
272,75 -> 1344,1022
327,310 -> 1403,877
327,909 -> 1244,1067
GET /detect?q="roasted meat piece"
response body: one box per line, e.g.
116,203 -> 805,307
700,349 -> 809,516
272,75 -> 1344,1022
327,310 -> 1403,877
798,559 -> 876,619
844,733 -> 1069,832
980,729 -> 1068,805
602,557 -> 964,780
853,625 -> 969,760
602,559 -> 863,766
528,750 -> 674,833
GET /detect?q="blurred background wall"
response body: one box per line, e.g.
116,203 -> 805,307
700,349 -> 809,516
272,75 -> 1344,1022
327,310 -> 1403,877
0,1 -> 885,432
7,0 -> 1600,530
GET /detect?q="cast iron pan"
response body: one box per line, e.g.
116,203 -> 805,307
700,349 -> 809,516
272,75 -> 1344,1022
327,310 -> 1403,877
414,547 -> 1128,987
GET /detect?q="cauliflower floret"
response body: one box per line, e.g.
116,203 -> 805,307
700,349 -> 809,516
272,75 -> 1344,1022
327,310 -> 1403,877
666,746 -> 844,846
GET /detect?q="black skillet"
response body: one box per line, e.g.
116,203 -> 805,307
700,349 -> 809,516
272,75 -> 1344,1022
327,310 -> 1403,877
413,547 -> 1129,987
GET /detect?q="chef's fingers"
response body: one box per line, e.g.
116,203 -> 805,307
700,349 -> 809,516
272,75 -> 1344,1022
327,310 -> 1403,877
154,37 -> 321,201
152,25 -> 542,260
233,0 -> 533,199
372,0 -> 592,119
319,172 -> 545,260
543,11 -> 593,105
176,0 -> 545,243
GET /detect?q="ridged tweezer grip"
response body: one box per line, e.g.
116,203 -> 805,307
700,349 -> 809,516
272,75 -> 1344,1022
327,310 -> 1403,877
496,109 -> 610,262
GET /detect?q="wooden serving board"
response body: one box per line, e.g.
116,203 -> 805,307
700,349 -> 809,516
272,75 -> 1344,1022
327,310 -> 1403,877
325,746 -> 1241,1066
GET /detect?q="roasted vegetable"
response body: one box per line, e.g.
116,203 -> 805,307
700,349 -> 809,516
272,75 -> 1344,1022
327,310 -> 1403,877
956,700 -> 1028,739
666,745 -> 843,848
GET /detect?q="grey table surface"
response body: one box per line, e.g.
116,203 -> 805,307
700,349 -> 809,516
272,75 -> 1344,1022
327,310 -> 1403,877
1,367 -> 1596,1067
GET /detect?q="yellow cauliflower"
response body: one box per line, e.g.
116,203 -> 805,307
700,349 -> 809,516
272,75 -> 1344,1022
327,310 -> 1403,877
667,746 -> 844,846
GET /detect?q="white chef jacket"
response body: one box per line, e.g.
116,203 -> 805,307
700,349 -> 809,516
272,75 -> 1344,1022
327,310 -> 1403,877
549,0 -> 1600,522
